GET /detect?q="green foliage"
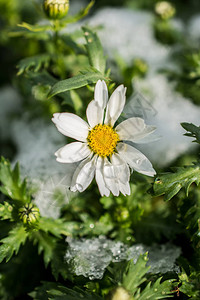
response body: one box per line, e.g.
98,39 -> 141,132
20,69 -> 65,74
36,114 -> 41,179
178,189 -> 200,248
30,281 -> 103,300
2,1 -> 200,299
169,51 -> 200,105
182,52 -> 200,80
0,202 -> 13,221
153,19 -> 181,45
153,162 -> 200,201
181,122 -> 200,144
122,254 -> 150,294
37,217 -> 78,238
48,70 -> 107,98
17,54 -> 51,75
31,231 -> 57,268
137,277 -> 173,300
82,26 -> 107,75
0,224 -> 28,263
108,254 -> 174,300
0,157 -> 31,203
179,270 -> 200,299
17,22 -> 52,33
63,0 -> 95,26
30,254 -> 174,299
15,1 -> 95,35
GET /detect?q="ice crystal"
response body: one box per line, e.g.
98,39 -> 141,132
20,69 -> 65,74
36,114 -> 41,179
65,236 -> 181,280
0,86 -> 22,140
188,14 -> 200,42
10,118 -> 76,218
87,8 -> 183,74
132,74 -> 200,166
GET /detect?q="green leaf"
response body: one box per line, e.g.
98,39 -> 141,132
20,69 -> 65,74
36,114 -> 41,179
137,277 -> 173,300
38,218 -> 79,238
27,70 -> 58,86
32,84 -> 52,101
68,90 -> 83,112
0,225 -> 28,263
82,26 -> 106,74
50,243 -> 73,280
17,22 -> 52,33
181,122 -> 200,144
0,202 -> 13,220
0,157 -> 31,203
31,231 -> 57,268
62,0 -> 95,25
48,71 -> 107,98
179,271 -> 200,299
28,71 -> 82,108
123,254 -> 150,295
153,162 -> 200,201
31,282 -> 103,300
17,54 -> 51,75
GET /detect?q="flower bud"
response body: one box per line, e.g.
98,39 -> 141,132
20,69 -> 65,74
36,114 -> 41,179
19,204 -> 40,225
110,287 -> 131,300
114,206 -> 129,223
43,0 -> 69,20
155,1 -> 175,20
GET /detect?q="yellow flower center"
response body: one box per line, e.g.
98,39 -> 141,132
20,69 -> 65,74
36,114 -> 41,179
87,124 -> 119,157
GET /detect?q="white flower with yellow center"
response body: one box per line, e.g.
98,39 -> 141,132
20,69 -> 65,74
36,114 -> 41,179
52,80 -> 156,197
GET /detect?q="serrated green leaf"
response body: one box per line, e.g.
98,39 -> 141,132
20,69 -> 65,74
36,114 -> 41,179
137,277 -> 173,300
0,202 -> 13,220
17,54 -> 51,75
31,282 -> 103,300
48,71 -> 106,98
38,218 -> 78,238
27,70 -> 58,86
181,122 -> 200,144
123,254 -> 150,295
31,231 -> 57,267
82,26 -> 106,74
153,162 -> 200,201
0,225 -> 28,263
0,157 -> 31,203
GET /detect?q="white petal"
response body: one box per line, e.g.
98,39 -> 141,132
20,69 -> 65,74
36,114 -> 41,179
104,84 -> 127,126
55,142 -> 91,163
95,157 -> 110,197
117,142 -> 156,177
70,156 -> 96,192
52,113 -> 89,142
86,100 -> 104,127
70,160 -> 86,192
94,80 -> 108,109
116,117 -> 156,143
118,181 -> 131,196
111,153 -> 130,184
103,158 -> 119,196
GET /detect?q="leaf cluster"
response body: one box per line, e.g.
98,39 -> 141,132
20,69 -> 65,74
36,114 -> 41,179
30,254 -> 174,299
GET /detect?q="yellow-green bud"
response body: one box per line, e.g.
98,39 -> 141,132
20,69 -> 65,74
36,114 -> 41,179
155,1 -> 176,20
114,207 -> 129,223
43,0 -> 69,20
110,287 -> 131,300
19,204 -> 40,225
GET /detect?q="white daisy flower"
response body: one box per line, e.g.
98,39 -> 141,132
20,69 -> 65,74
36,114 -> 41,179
52,80 -> 156,197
